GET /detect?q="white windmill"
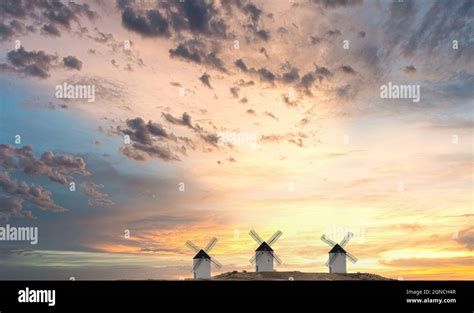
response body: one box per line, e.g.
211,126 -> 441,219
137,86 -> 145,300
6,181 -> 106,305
320,232 -> 358,273
185,237 -> 222,279
249,229 -> 283,272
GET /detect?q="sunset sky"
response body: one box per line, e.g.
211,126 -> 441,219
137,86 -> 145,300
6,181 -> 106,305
0,0 -> 472,280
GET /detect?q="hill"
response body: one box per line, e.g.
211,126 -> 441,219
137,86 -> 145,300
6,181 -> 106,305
212,271 -> 392,281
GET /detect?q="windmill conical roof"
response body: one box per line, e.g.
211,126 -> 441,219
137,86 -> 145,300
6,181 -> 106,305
329,244 -> 347,254
193,249 -> 211,259
256,241 -> 274,252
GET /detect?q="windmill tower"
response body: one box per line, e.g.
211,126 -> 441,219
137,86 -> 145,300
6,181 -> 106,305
185,237 -> 222,279
249,229 -> 283,272
320,232 -> 358,273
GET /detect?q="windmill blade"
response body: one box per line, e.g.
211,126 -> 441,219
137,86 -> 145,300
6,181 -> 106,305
272,252 -> 282,265
325,253 -> 338,267
204,237 -> 218,253
339,232 -> 354,247
192,258 -> 204,273
320,235 -> 337,247
249,230 -> 264,245
267,230 -> 283,246
185,241 -> 200,253
210,256 -> 222,269
250,251 -> 262,264
345,251 -> 358,263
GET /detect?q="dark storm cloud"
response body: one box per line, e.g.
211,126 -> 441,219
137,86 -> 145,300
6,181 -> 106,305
63,55 -> 83,70
2,47 -> 58,79
0,172 -> 65,212
41,23 -> 61,36
121,7 -> 170,37
199,72 -> 212,88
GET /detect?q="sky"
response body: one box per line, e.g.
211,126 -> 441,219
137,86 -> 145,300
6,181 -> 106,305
0,0 -> 473,280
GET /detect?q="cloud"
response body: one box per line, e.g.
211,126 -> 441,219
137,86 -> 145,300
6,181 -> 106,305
162,112 -> 194,130
326,29 -> 341,37
63,55 -> 83,70
118,0 -> 227,38
0,172 -> 65,212
243,3 -> 262,23
0,22 -> 15,40
234,58 -> 248,72
41,23 -> 61,36
263,111 -> 279,121
457,227 -> 474,250
255,29 -> 270,41
0,144 -> 90,185
169,40 -> 226,72
120,143 -> 180,162
118,117 -> 187,162
230,86 -> 239,98
282,67 -> 300,83
121,7 -> 170,37
121,117 -> 177,145
2,47 -> 58,79
199,72 -> 212,88
81,182 -> 114,207
0,196 -> 32,221
312,0 -> 363,9
340,65 -> 356,75
401,65 -> 416,76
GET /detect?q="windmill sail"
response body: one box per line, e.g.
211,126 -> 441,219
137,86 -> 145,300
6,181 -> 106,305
345,251 -> 358,263
272,252 -> 282,265
204,237 -> 218,253
267,230 -> 283,246
185,241 -> 200,253
320,235 -> 337,247
340,232 -> 353,247
249,230 -> 264,245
